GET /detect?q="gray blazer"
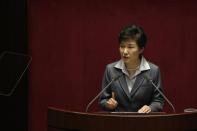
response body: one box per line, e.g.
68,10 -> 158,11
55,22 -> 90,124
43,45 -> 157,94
99,61 -> 164,112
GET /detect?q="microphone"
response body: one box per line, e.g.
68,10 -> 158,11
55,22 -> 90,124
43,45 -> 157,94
144,75 -> 176,113
0,51 -> 32,96
85,74 -> 122,112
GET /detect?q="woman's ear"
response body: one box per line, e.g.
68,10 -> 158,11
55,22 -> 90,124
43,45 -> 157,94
140,47 -> 144,54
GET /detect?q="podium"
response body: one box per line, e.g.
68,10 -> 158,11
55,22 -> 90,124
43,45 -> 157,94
48,107 -> 197,131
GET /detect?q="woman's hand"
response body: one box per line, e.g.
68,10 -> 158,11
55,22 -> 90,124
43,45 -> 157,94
138,105 -> 151,113
106,92 -> 118,110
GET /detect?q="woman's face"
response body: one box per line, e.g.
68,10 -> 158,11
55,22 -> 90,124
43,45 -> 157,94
119,40 -> 143,65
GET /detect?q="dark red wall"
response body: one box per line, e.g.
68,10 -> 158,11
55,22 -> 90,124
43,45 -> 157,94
28,1 -> 197,131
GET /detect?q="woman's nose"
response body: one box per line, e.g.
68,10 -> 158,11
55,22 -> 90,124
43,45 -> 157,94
123,48 -> 128,54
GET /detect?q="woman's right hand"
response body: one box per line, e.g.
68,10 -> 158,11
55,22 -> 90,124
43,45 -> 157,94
106,92 -> 118,110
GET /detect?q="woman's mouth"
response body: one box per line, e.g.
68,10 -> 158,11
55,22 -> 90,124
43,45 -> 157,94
123,56 -> 129,60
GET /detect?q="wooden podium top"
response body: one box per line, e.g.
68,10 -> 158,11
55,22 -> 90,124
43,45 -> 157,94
48,107 -> 197,131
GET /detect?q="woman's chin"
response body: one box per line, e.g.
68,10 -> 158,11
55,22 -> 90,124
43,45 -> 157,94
122,59 -> 130,64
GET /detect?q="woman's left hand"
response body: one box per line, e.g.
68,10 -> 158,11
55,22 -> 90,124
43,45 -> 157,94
138,105 -> 151,113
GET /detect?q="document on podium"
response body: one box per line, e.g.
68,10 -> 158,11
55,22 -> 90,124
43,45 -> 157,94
0,51 -> 32,96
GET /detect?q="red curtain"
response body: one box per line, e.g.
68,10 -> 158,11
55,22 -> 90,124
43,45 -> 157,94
28,1 -> 197,131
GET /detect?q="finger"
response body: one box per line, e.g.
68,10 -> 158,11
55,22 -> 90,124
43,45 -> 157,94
106,99 -> 117,110
143,105 -> 151,113
138,106 -> 146,113
143,108 -> 149,113
109,98 -> 117,105
142,106 -> 147,112
138,109 -> 143,113
146,107 -> 151,113
146,109 -> 151,113
112,92 -> 115,99
107,99 -> 113,105
143,107 -> 148,113
138,106 -> 145,113
106,101 -> 111,107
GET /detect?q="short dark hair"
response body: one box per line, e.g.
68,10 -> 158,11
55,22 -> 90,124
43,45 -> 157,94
118,24 -> 147,48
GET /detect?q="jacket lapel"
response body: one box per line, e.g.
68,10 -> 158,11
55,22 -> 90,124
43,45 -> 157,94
130,73 -> 145,97
118,75 -> 131,100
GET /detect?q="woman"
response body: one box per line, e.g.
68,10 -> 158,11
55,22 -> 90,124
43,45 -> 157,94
99,24 -> 164,113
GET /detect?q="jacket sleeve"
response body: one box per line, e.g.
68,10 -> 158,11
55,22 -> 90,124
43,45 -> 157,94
99,65 -> 114,111
149,68 -> 165,112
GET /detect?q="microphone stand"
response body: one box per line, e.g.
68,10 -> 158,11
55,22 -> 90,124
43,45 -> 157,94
85,75 -> 122,112
145,75 -> 176,113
